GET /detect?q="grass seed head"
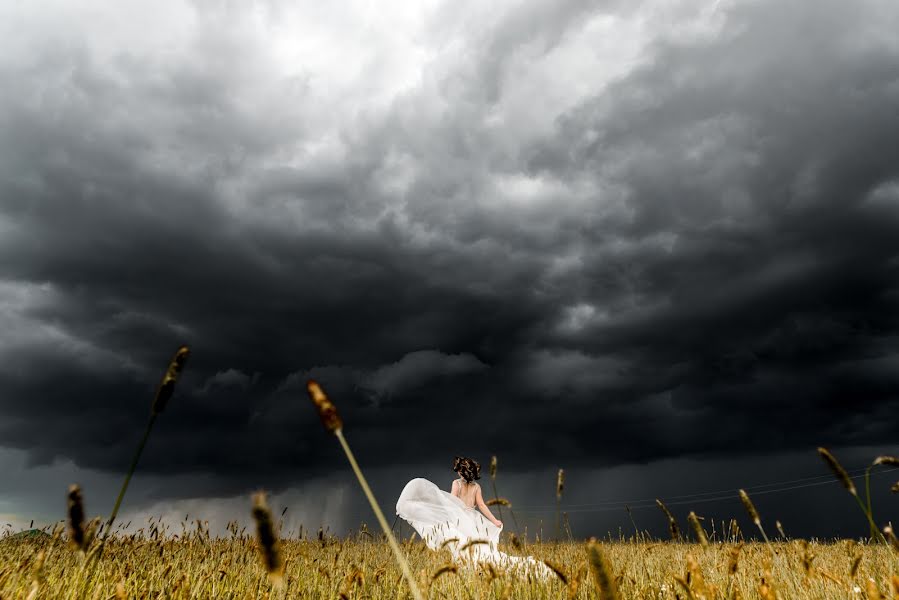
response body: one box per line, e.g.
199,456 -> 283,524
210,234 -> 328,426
556,469 -> 565,499
306,380 -> 343,433
738,489 -> 761,525
799,539 -> 816,576
251,491 -> 284,585
884,525 -> 899,553
728,543 -> 744,575
873,456 -> 899,467
655,498 -> 674,521
67,484 -> 86,552
152,345 -> 190,415
850,553 -> 862,577
817,447 -> 856,496
866,578 -> 885,600
687,511 -> 708,546
542,559 -> 568,585
490,455 -> 497,480
510,533 -> 522,550
458,539 -> 488,552
586,537 -> 620,600
430,563 -> 458,582
439,537 -> 459,550
655,499 -> 680,540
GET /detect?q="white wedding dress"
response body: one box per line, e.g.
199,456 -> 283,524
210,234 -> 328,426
395,478 -> 553,580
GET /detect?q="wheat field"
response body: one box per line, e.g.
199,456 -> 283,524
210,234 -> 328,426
1,527 -> 898,599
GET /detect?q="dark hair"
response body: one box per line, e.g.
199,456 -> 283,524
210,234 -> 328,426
453,456 -> 481,483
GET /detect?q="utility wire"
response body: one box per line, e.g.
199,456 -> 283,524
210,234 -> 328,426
511,466 -> 898,514
511,463 -> 888,509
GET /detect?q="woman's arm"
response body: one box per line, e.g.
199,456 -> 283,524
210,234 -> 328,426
451,479 -> 460,498
475,485 -> 502,527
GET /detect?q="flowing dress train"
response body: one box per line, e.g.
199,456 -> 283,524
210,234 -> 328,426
395,478 -> 552,580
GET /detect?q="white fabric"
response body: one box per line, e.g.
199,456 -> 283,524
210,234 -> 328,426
395,477 -> 552,579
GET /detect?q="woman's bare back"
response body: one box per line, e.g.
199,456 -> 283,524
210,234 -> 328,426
452,478 -> 479,508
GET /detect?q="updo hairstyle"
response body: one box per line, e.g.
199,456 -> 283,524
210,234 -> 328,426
453,456 -> 481,483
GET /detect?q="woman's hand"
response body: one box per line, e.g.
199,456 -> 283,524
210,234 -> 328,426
493,519 -> 503,528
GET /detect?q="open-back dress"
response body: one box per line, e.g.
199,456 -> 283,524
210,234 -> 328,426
395,477 -> 552,579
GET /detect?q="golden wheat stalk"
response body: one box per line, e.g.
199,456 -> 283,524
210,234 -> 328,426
556,468 -> 565,541
251,491 -> 284,587
687,511 -> 708,547
850,552 -> 862,577
586,537 -> 620,600
727,543 -> 743,575
738,489 -> 770,544
488,455 -> 504,528
73,345 -> 191,600
306,380 -> 424,600
104,346 -> 190,543
884,525 -> 899,553
439,537 -> 460,550
818,447 -> 855,493
866,578 -> 884,600
24,549 -> 46,600
556,468 -> 565,499
866,455 -> 899,541
430,563 -> 458,581
624,504 -> 640,542
458,538 -> 489,552
775,520 -> 787,540
67,484 -> 87,553
655,499 -> 681,541
542,559 -> 568,585
818,447 -> 886,544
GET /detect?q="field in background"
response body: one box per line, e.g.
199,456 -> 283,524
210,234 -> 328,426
1,532 -> 897,599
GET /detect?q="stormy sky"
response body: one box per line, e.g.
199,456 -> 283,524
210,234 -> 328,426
1,0 -> 898,541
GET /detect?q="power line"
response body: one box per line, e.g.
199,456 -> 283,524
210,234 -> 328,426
511,466 -> 898,514
515,466 -> 872,509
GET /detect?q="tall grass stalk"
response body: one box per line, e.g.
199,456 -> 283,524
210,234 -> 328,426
738,489 -> 770,545
488,455 -> 523,544
817,447 -> 887,544
306,380 -> 424,600
556,468 -> 564,542
868,456 -> 899,540
77,345 -> 190,600
489,456 -> 502,524
251,491 -> 284,594
103,346 -> 190,544
625,505 -> 639,542
655,499 -> 681,541
586,537 -> 620,600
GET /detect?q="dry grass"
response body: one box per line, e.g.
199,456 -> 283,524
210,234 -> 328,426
1,528 -> 897,598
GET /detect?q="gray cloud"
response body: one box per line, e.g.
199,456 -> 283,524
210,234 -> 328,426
0,0 -> 898,537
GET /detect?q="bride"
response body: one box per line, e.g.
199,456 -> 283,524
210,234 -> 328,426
395,456 -> 552,579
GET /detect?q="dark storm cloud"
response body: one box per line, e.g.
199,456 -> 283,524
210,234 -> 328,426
1,0 -> 898,519
518,0 -> 899,463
